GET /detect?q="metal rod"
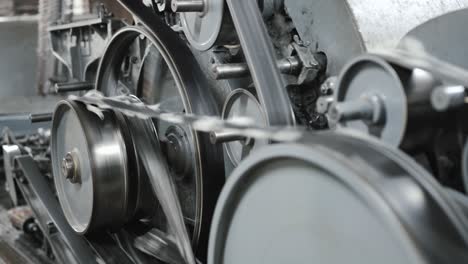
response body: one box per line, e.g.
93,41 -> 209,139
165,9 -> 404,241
171,0 -> 205,12
431,85 -> 466,112
30,113 -> 53,123
212,57 -> 302,80
54,81 -> 95,93
210,131 -> 246,144
328,97 -> 379,125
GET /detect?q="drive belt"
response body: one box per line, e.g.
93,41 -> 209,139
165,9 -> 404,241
73,92 -> 305,143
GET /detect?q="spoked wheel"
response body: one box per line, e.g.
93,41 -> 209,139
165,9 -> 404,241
94,23 -> 225,258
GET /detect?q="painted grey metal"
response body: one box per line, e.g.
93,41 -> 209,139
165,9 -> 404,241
2,145 -> 21,206
333,55 -> 408,146
49,11 -> 122,82
284,0 -> 468,76
178,0 -> 225,50
402,8 -> 468,71
0,20 -> 38,97
208,131 -> 468,264
226,0 -> 295,127
0,96 -> 59,137
221,88 -> 268,167
178,0 -> 239,51
15,155 -> 97,264
332,54 -> 456,149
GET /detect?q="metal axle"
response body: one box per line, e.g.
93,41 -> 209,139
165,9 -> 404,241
55,81 -> 95,93
431,85 -> 467,112
30,113 -> 53,123
328,95 -> 385,126
171,0 -> 205,12
210,130 -> 246,144
212,57 -> 301,80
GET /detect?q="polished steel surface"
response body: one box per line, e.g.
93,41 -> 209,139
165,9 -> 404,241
51,100 -> 132,234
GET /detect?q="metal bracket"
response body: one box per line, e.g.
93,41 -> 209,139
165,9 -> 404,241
14,155 -> 97,264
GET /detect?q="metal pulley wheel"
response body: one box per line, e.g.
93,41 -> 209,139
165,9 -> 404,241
176,0 -> 236,51
95,19 -> 225,259
51,100 -> 139,234
208,131 -> 468,264
220,88 -> 268,167
329,54 -> 441,149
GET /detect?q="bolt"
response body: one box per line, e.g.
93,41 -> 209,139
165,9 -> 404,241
46,221 -> 58,235
61,152 -> 80,184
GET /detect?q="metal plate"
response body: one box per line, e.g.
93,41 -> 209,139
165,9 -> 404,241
209,131 -> 468,264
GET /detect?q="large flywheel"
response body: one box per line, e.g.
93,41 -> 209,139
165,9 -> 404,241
209,131 -> 468,264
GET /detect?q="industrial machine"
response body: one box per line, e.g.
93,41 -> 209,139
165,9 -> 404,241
3,0 -> 468,263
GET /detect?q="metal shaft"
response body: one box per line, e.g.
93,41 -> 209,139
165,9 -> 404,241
30,113 -> 53,123
212,57 -> 301,80
431,85 -> 466,112
328,96 -> 384,125
210,131 -> 246,144
55,81 -> 95,93
171,0 -> 205,12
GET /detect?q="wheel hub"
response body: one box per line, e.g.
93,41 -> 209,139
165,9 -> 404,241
165,125 -> 193,179
61,152 -> 80,184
